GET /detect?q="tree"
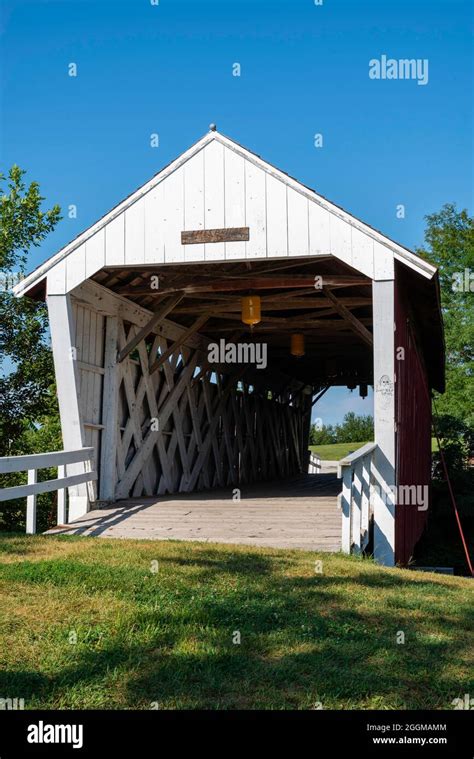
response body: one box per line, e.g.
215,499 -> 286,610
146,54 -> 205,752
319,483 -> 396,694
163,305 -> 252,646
0,166 -> 61,531
334,412 -> 374,443
309,413 -> 374,446
417,203 -> 474,429
309,423 -> 336,446
0,166 -> 61,454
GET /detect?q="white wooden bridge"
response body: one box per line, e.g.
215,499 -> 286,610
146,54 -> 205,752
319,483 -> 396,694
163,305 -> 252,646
1,128 -> 444,565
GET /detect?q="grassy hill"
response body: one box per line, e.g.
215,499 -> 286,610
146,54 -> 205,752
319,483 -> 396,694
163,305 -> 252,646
309,441 -> 369,460
309,438 -> 439,460
0,534 -> 472,710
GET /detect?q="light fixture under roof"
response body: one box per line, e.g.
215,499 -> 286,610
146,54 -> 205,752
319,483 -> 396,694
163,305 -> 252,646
290,333 -> 305,357
241,295 -> 261,326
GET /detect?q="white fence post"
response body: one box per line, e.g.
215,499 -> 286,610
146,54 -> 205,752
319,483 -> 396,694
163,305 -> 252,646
351,460 -> 363,554
308,452 -> 321,473
26,469 -> 37,534
337,442 -> 377,556
361,455 -> 371,550
57,464 -> 66,524
340,466 -> 352,553
0,448 -> 97,533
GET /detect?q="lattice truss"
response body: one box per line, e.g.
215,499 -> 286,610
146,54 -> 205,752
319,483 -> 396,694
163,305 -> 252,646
113,319 -> 306,499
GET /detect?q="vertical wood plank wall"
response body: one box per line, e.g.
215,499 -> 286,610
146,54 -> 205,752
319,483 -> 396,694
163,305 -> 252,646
73,302 -> 106,490
394,270 -> 432,565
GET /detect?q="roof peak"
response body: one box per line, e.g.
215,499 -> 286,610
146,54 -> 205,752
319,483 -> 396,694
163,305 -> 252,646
13,128 -> 437,298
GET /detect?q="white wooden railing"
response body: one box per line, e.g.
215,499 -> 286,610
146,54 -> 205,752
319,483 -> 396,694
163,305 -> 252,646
0,448 -> 97,534
337,442 -> 377,554
308,452 -> 321,473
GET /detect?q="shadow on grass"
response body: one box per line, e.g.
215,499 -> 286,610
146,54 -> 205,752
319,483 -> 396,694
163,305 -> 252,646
1,535 -> 472,708
0,552 -> 472,709
0,603 -> 468,709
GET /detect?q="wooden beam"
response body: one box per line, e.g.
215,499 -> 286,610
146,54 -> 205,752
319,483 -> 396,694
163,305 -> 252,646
191,330 -> 243,386
311,384 -> 331,408
99,315 -> 120,500
117,293 -> 184,363
186,367 -> 248,491
148,314 -> 210,375
116,275 -> 369,297
323,289 -> 374,347
115,352 -> 200,498
74,281 -> 210,354
172,297 -> 372,315
210,317 -> 372,332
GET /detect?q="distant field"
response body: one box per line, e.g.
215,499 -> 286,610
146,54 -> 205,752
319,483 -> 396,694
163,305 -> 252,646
309,442 -> 369,460
310,438 -> 439,461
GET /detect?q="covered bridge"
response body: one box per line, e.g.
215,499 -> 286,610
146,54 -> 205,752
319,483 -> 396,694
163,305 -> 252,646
11,128 -> 444,566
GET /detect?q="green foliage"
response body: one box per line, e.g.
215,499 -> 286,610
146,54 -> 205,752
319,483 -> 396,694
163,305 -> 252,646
0,165 -> 61,451
0,297 -> 58,447
0,415 -> 63,533
0,166 -> 61,271
0,166 -> 61,530
334,411 -> 374,443
309,423 -> 336,445
431,413 -> 474,521
432,414 -> 473,479
309,412 -> 374,446
415,205 -> 473,567
417,203 -> 474,429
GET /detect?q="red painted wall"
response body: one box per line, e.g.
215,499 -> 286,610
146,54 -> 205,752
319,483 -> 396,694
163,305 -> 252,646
394,272 -> 432,565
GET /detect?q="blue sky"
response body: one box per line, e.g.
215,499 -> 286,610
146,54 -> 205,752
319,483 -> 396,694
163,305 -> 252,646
1,0 -> 472,424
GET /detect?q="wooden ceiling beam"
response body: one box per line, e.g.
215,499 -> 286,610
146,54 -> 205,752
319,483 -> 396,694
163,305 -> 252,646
323,288 -> 374,347
209,326 -> 365,336
207,312 -> 372,327
116,274 -> 369,297
171,296 -> 371,315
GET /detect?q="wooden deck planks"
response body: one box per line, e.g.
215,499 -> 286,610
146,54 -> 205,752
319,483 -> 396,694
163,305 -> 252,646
48,474 -> 342,552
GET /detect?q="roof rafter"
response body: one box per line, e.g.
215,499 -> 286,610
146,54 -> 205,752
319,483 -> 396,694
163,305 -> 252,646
323,288 -> 374,347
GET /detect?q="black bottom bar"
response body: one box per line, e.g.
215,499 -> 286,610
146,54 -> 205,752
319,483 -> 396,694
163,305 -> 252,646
0,710 -> 471,757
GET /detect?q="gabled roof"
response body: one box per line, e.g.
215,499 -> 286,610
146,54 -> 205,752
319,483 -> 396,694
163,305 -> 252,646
14,128 -> 438,298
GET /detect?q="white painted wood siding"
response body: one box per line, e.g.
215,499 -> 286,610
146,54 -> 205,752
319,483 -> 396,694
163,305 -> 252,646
44,138 -> 398,294
72,302 -> 106,476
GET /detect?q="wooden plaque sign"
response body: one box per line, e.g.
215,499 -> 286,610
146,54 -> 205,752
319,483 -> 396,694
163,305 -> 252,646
181,227 -> 249,245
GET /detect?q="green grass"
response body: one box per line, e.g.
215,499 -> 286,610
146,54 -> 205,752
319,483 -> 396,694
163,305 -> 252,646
309,441 -> 370,460
309,438 -> 439,460
0,534 -> 472,710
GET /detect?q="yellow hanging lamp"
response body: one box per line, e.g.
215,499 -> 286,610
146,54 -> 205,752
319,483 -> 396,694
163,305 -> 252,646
241,295 -> 261,326
290,333 -> 305,357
